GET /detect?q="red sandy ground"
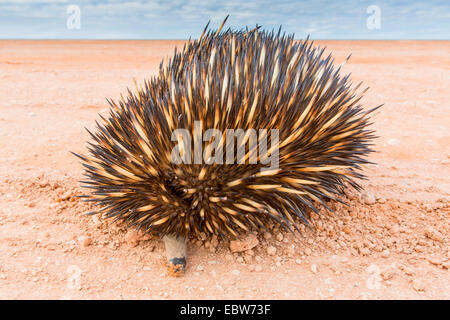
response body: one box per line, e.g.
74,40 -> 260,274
0,40 -> 448,299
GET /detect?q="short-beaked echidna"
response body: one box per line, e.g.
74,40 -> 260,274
74,17 -> 378,273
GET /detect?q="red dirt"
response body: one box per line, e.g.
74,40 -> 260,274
0,40 -> 448,299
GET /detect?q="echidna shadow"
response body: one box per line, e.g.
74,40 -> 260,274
73,16 -> 380,275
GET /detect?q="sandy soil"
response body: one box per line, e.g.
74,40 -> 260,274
0,40 -> 448,300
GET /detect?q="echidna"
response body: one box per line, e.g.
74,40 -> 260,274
74,16 -> 378,274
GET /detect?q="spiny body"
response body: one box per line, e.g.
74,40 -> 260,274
75,19 -> 378,241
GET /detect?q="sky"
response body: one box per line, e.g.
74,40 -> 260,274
0,0 -> 449,39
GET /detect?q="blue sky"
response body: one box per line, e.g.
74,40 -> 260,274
0,0 -> 448,39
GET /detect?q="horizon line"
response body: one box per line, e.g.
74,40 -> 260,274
1,38 -> 449,41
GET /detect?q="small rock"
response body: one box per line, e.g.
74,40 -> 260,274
236,257 -> 244,264
287,246 -> 295,256
243,254 -> 252,264
414,245 -> 424,253
381,249 -> 390,258
425,228 -> 443,242
263,232 -> 272,240
78,236 -> 91,247
398,264 -> 414,276
25,202 -> 36,208
91,215 -> 102,228
295,259 -> 301,265
360,191 -> 376,205
304,248 -> 312,255
109,241 -> 119,250
229,234 -> 259,253
343,226 -> 351,234
381,269 -> 395,281
276,233 -> 284,242
210,235 -> 219,248
412,279 -> 426,292
359,248 -> 370,256
427,257 -> 442,266
310,264 -> 318,274
196,265 -> 204,271
267,246 -> 277,256
125,231 -> 140,247
59,191 -> 72,202
137,230 -> 152,241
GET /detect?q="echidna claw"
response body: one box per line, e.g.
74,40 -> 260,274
169,257 -> 187,268
166,257 -> 186,277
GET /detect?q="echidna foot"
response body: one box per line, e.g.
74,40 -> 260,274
163,234 -> 187,276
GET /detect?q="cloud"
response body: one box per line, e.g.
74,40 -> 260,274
0,0 -> 448,39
